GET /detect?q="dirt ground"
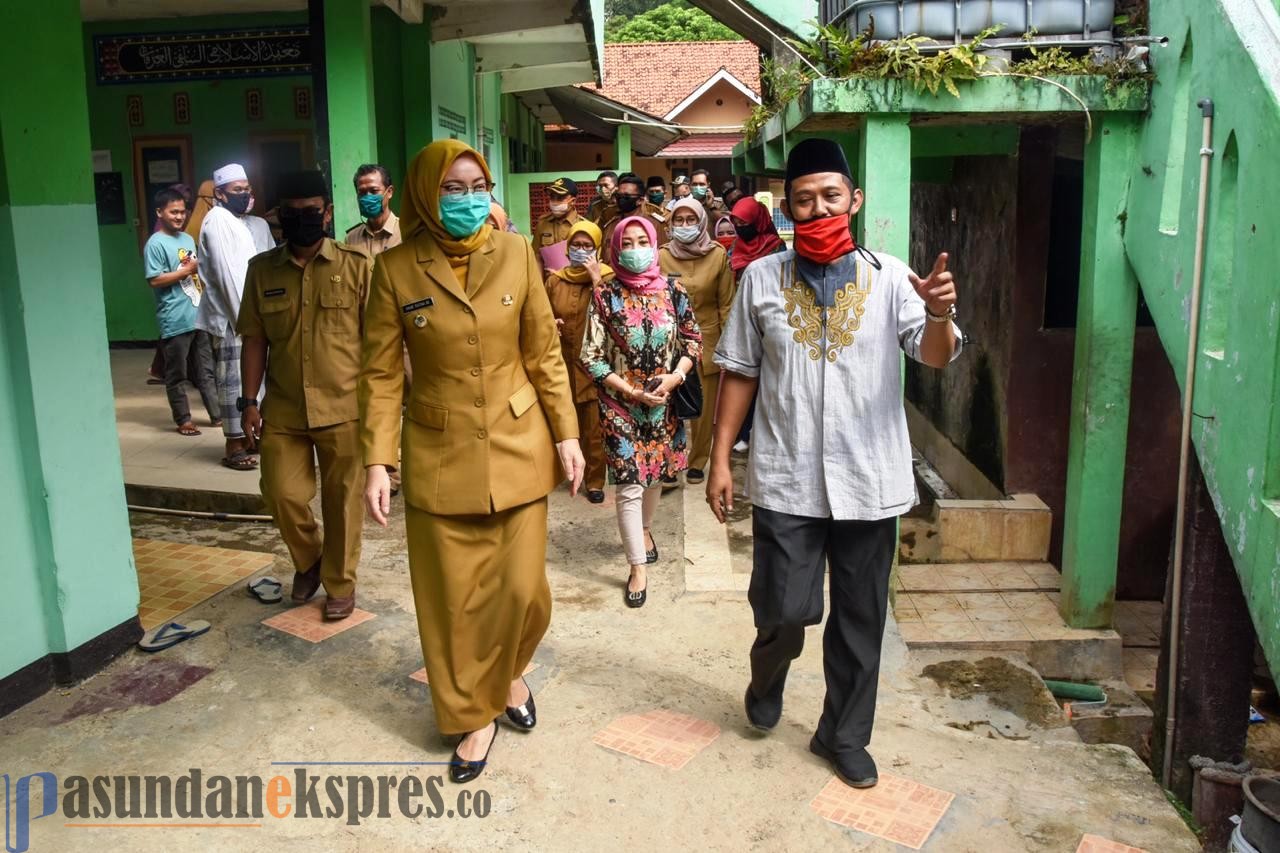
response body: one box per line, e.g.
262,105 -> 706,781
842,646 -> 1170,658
0,485 -> 1199,851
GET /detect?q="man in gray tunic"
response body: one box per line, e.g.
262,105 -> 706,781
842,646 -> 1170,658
706,138 -> 963,788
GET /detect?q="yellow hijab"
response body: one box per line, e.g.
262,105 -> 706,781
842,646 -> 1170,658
554,220 -> 614,285
401,139 -> 494,258
184,179 -> 216,240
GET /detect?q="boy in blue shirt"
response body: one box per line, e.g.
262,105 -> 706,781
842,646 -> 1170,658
145,188 -> 219,435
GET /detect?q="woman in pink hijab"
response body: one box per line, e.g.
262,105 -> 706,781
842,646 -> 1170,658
579,216 -> 702,608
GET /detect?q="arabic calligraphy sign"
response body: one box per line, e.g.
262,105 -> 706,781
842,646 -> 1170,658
94,27 -> 311,85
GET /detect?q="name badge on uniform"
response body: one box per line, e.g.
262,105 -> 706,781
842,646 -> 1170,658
402,297 -> 435,313
264,288 -> 287,297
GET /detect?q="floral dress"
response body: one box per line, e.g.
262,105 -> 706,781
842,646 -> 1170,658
580,278 -> 702,486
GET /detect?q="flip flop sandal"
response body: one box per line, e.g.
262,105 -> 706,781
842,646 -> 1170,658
221,451 -> 258,471
177,423 -> 201,436
247,576 -> 283,603
137,620 -> 211,652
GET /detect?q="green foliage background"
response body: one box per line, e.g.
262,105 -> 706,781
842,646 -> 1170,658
605,0 -> 741,42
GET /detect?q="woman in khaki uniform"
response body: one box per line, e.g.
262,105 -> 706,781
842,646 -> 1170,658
544,220 -> 613,503
360,140 -> 584,784
659,198 -> 734,483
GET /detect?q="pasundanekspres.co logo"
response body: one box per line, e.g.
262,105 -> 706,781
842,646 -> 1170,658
4,763 -> 491,852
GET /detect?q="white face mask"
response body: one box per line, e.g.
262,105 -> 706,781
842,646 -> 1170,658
672,225 -> 702,243
568,247 -> 595,266
549,201 -> 571,216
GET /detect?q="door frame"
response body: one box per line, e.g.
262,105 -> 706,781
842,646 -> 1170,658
131,135 -> 194,248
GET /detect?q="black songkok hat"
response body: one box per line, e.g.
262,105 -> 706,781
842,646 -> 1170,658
784,138 -> 852,198
278,170 -> 330,201
646,176 -> 666,190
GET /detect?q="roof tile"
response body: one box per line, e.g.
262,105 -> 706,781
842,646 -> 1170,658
586,41 -> 761,117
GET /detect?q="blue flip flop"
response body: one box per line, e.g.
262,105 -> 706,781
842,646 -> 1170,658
137,620 -> 211,652
247,576 -> 283,603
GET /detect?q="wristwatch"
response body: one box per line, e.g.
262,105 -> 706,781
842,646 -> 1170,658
236,396 -> 258,412
926,305 -> 957,323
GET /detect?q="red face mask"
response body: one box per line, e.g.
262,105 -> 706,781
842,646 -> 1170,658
792,213 -> 855,265
715,235 -> 735,250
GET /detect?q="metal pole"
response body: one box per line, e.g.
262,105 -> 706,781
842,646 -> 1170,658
1161,98 -> 1215,790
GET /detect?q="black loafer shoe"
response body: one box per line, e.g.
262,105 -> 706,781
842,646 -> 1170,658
645,534 -> 659,564
450,722 -> 498,784
587,489 -> 605,504
744,682 -> 784,731
625,575 -> 647,608
686,468 -> 705,484
504,679 -> 536,731
809,736 -> 878,788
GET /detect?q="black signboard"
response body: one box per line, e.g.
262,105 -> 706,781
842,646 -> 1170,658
94,172 -> 126,226
94,27 -> 311,85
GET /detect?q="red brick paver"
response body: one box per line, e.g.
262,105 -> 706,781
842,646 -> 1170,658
261,600 -> 375,642
593,709 -> 720,770
809,772 -> 954,849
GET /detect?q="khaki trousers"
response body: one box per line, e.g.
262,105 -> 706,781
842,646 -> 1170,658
259,419 -> 362,598
406,498 -> 551,734
578,398 -> 607,491
687,370 -> 720,472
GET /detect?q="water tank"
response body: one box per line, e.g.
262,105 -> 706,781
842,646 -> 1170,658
844,0 -> 1115,41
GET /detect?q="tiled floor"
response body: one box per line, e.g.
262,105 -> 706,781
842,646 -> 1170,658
409,662 -> 538,685
895,590 -> 1110,643
1076,833 -> 1149,853
1113,601 -> 1162,697
133,538 -> 276,630
898,562 -> 1060,593
809,772 -> 954,850
261,600 -> 376,642
592,709 -> 720,770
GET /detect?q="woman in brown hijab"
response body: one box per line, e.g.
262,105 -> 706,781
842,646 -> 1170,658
360,140 -> 584,783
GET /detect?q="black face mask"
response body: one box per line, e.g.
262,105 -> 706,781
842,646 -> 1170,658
223,192 -> 252,216
736,223 -> 758,241
279,208 -> 327,246
615,194 -> 639,214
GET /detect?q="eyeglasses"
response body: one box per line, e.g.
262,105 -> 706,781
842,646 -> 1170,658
441,182 -> 490,196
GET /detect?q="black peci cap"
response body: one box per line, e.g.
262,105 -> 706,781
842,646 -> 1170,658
784,138 -> 852,198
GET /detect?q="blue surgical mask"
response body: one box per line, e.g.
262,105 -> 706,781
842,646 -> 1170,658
438,192 -> 492,238
358,192 -> 384,218
691,186 -> 709,200
568,247 -> 595,266
618,247 -> 654,273
672,225 -> 702,243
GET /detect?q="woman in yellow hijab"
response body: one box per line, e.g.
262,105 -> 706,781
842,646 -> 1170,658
544,220 -> 614,504
360,140 -> 584,784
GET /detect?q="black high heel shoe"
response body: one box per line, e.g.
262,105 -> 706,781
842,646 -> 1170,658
505,678 -> 536,731
449,721 -> 498,784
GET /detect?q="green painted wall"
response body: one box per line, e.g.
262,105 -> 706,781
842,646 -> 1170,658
324,0 -> 378,213
1,0 -> 139,680
1123,0 -> 1280,677
82,12 -> 314,341
431,39 -> 476,145
368,6 -> 407,222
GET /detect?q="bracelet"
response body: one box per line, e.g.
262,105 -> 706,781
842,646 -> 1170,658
674,370 -> 686,385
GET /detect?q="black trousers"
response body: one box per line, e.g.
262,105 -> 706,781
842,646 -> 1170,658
161,330 -> 219,426
748,505 -> 897,753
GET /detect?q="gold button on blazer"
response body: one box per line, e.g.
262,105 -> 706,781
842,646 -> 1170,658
360,229 -> 579,516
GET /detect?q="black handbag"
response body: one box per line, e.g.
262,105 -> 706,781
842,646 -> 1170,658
667,276 -> 703,420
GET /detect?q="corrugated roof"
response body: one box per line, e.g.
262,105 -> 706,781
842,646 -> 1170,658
655,133 -> 743,158
586,41 -> 761,118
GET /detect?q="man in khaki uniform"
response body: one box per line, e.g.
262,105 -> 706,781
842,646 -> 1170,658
238,170 -> 373,621
344,163 -> 402,256
690,168 -> 729,234
600,173 -> 668,266
588,170 -> 617,225
343,163 -> 407,497
532,177 -> 582,249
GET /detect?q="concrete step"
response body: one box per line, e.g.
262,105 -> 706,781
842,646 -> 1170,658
1065,679 -> 1155,762
897,561 -> 1060,593
896,590 -> 1123,682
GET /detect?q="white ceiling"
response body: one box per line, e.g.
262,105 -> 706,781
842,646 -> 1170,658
81,0 -> 305,21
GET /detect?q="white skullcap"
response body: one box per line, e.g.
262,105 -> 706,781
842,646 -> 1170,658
213,163 -> 248,187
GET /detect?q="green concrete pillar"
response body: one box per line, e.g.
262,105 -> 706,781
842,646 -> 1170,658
856,114 -> 912,257
324,0 -> 378,206
401,22 -> 432,175
0,0 -> 140,683
1060,114 -> 1141,629
615,123 -> 633,174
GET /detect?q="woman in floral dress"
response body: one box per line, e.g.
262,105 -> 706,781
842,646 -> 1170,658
580,216 -> 702,608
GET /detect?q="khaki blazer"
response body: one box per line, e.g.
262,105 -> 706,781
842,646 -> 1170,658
360,229 -> 579,516
659,244 -> 734,376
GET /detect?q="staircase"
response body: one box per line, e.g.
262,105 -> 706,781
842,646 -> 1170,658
895,493 -> 1124,682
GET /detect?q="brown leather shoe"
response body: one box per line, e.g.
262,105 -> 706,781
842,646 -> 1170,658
291,560 -> 322,603
324,594 -> 355,621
